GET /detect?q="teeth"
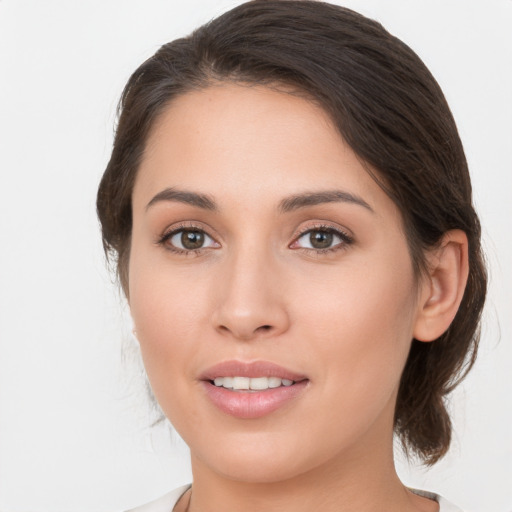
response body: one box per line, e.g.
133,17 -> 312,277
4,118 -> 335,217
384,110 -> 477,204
232,376 -> 250,390
250,377 -> 271,390
268,377 -> 282,388
212,376 -> 296,390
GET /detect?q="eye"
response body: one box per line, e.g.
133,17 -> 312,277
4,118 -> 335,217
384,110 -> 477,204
290,227 -> 352,252
160,228 -> 219,252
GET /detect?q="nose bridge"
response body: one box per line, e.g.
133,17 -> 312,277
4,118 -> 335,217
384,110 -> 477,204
212,240 -> 289,340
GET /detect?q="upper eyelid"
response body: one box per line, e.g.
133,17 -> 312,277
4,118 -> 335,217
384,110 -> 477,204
155,224 -> 215,253
288,223 -> 355,253
291,222 -> 353,239
160,221 -> 219,239
157,224 -> 220,254
157,220 -> 353,246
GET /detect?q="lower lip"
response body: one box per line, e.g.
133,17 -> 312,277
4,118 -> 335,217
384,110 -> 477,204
202,380 -> 309,419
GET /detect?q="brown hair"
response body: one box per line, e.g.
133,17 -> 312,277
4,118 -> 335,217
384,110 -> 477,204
97,0 -> 487,464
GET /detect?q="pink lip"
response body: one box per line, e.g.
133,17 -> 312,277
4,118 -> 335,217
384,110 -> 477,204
199,360 -> 309,419
199,360 -> 307,381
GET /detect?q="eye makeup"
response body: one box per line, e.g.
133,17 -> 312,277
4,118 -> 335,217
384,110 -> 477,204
155,219 -> 354,258
156,221 -> 220,256
289,222 -> 354,255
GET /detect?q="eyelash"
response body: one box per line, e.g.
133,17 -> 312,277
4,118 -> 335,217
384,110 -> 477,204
290,224 -> 354,254
156,222 -> 218,256
156,222 -> 354,256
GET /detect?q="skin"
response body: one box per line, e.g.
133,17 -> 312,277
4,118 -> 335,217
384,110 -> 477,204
128,83 -> 463,512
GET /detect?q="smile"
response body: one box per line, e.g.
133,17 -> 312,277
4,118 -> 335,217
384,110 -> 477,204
200,361 -> 309,419
212,376 -> 295,391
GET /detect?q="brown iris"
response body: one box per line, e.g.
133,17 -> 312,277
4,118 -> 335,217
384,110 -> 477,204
181,230 -> 205,249
309,230 -> 333,249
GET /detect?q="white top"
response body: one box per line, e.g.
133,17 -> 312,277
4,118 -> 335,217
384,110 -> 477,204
125,484 -> 465,512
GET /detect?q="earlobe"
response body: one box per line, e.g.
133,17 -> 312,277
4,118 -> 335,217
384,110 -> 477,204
413,230 -> 469,342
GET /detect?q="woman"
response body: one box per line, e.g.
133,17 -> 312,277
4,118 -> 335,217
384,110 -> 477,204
97,1 -> 486,511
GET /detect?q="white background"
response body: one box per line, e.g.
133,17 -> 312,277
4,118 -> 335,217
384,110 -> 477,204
0,1 -> 511,511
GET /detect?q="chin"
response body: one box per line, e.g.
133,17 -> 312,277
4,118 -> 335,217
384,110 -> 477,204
189,428 -> 335,485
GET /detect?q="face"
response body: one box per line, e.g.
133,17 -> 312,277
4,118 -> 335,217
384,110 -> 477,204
129,84 -> 425,483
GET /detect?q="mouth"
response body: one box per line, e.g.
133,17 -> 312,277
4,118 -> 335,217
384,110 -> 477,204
200,361 -> 309,419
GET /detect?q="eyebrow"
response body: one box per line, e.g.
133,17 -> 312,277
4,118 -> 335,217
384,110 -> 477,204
145,187 -> 373,214
146,188 -> 217,211
279,190 -> 374,213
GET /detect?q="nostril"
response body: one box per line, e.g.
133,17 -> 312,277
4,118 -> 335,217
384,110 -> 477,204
258,325 -> 272,331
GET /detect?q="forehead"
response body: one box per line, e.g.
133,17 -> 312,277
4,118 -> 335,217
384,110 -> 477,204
134,83 -> 396,221
144,83 -> 340,175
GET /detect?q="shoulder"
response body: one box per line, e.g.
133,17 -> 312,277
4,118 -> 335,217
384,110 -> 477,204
124,484 -> 191,512
411,488 -> 466,512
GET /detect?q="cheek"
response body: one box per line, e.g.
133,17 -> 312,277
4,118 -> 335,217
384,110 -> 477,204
278,262 -> 417,461
294,255 -> 418,394
127,247 -> 210,395
129,231 -> 209,327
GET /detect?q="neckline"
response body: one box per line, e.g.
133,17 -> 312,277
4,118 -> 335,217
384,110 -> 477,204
172,486 -> 441,512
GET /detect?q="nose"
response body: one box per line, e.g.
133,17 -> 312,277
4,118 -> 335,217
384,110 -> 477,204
211,247 -> 290,341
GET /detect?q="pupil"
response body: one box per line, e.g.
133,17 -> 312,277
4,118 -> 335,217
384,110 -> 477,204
181,231 -> 204,249
310,231 -> 332,249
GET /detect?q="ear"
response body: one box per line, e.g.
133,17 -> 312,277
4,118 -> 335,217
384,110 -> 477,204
413,230 -> 469,342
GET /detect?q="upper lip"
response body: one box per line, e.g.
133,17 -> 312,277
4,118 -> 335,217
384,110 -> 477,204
199,360 -> 308,382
